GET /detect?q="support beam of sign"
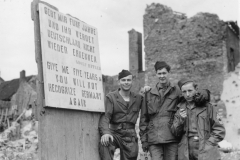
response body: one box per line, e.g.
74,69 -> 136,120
31,1 -> 102,159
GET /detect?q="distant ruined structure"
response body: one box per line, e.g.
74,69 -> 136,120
0,70 -> 37,133
103,29 -> 145,94
0,71 -> 37,116
144,3 -> 239,96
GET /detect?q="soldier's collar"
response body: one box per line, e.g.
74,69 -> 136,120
115,88 -> 136,99
157,81 -> 170,90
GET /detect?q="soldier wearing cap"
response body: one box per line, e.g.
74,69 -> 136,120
98,70 -> 144,160
139,61 -> 210,160
171,78 -> 225,160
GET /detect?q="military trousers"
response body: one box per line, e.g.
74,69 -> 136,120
188,137 -> 199,160
149,142 -> 178,160
99,128 -> 138,160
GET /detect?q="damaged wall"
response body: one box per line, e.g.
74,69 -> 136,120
144,3 -> 239,95
11,71 -> 37,115
11,81 -> 37,115
221,63 -> 240,149
226,25 -> 240,72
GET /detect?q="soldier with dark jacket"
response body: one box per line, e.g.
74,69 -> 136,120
171,78 -> 225,160
139,61 -> 210,160
98,70 -> 144,160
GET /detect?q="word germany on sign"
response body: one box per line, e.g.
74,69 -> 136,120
39,3 -> 104,112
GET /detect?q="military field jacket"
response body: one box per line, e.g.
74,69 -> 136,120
139,82 -> 182,145
171,101 -> 225,160
98,89 -> 143,136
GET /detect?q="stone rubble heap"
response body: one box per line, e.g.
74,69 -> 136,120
0,109 -> 38,160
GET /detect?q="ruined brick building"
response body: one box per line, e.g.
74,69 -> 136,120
0,71 -> 37,124
144,3 -> 239,96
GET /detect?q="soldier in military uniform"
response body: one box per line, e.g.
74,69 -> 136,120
212,94 -> 227,119
139,61 -> 210,160
171,78 -> 225,160
98,70 -> 144,160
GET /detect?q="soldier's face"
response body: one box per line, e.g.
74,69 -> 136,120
119,75 -> 133,91
181,82 -> 197,102
156,68 -> 169,84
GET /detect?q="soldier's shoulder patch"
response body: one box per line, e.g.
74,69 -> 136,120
217,113 -> 223,125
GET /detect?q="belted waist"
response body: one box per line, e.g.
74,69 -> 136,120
151,113 -> 172,120
109,123 -> 135,130
188,133 -> 199,140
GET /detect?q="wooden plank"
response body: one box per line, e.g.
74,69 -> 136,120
77,110 -> 84,159
37,108 -> 101,160
31,0 -> 58,121
80,111 -> 101,160
15,109 -> 26,122
31,0 -> 42,120
64,109 -> 76,160
7,118 -> 10,129
52,109 -> 64,160
88,112 -> 101,160
74,110 -> 81,159
55,109 -> 66,160
31,0 -> 49,153
48,109 -> 57,160
0,109 -> 4,124
31,0 -> 45,122
4,108 -> 8,122
31,1 -> 58,159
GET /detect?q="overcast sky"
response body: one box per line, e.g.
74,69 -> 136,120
0,0 -> 239,81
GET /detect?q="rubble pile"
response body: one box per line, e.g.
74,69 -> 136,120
0,109 -> 38,160
221,150 -> 240,160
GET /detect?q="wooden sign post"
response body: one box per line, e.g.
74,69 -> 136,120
31,1 -> 104,159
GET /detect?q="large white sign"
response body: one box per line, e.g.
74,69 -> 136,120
39,3 -> 104,112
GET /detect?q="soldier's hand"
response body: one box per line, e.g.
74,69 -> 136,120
143,146 -> 148,152
143,86 -> 151,93
101,134 -> 113,146
142,142 -> 149,152
179,109 -> 187,119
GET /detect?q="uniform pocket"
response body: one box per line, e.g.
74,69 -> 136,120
165,95 -> 178,111
165,95 -> 176,103
148,121 -> 175,143
124,137 -> 139,158
158,122 -> 174,140
147,98 -> 157,114
198,114 -> 209,138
